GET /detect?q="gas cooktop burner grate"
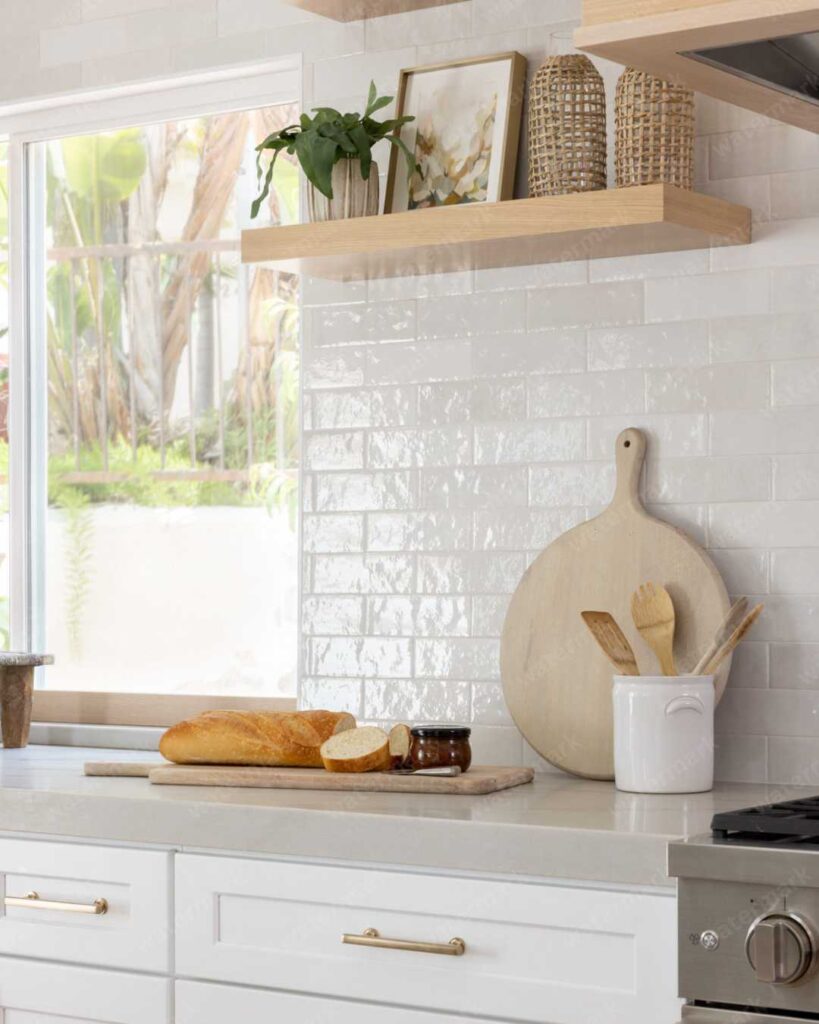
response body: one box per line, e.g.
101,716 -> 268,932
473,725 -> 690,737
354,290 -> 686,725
712,794 -> 819,840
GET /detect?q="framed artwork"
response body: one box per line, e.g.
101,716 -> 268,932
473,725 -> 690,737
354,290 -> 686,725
385,52 -> 527,213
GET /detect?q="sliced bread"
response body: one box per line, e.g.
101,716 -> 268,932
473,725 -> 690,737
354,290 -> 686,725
389,723 -> 412,769
321,726 -> 391,773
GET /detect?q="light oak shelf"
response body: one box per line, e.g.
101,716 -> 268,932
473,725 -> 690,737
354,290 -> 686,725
241,184 -> 751,281
282,0 -> 461,20
576,0 -> 819,133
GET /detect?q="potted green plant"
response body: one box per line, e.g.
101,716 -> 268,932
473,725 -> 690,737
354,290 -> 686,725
251,82 -> 418,223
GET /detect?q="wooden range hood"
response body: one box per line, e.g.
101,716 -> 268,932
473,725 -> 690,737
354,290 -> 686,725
575,0 -> 819,132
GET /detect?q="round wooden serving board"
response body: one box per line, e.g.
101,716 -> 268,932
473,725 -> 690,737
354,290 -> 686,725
501,428 -> 731,781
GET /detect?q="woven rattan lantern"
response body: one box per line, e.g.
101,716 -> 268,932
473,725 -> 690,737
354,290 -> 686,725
528,54 -> 607,197
615,67 -> 695,189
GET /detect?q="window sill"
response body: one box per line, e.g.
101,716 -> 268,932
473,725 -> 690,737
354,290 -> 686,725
30,722 -> 162,751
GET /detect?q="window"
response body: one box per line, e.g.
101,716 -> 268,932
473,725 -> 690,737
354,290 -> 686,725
0,140 -> 8,651
5,65 -> 302,722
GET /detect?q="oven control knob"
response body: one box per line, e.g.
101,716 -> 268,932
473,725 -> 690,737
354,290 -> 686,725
745,914 -> 816,986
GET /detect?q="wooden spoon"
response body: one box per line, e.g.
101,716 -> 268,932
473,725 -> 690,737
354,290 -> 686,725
702,604 -> 764,676
581,611 -> 640,676
691,597 -> 749,676
631,582 -> 676,675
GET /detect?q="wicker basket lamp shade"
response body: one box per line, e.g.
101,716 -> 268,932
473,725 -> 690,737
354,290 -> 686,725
615,67 -> 695,189
528,54 -> 607,197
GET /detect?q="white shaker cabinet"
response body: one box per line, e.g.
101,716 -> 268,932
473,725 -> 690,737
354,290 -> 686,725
175,852 -> 681,1024
0,833 -> 680,1024
0,959 -> 171,1023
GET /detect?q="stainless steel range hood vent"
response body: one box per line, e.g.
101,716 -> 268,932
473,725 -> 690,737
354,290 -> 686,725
684,31 -> 819,107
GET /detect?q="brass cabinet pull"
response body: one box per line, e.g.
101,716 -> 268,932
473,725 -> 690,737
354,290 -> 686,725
4,890 -> 108,916
343,927 -> 465,956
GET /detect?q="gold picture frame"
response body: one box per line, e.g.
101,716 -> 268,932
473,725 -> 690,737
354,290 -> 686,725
385,51 -> 527,214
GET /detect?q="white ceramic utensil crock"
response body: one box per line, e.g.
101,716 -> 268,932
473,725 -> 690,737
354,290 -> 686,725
612,675 -> 715,794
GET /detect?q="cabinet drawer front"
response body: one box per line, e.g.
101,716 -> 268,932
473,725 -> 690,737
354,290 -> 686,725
176,854 -> 680,1024
0,958 -> 170,1023
176,979 -> 485,1024
0,838 -> 171,972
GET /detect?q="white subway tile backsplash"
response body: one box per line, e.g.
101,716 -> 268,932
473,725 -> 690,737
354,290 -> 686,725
313,555 -> 414,595
368,596 -> 469,637
310,388 -> 416,430
768,737 -> 819,785
367,340 -> 471,385
420,466 -> 529,509
771,549 -> 819,593
473,329 -> 587,378
590,248 -> 709,282
529,463 -> 615,508
773,359 -> 819,407
528,280 -> 644,329
709,124 -> 819,179
646,456 -> 771,504
303,514 -> 364,553
300,678 -> 363,716
475,261 -> 588,291
646,364 -> 770,413
645,270 -> 770,322
367,511 -> 472,552
418,291 -> 526,339
775,454 -> 819,499
770,644 -> 819,690
710,501 -> 819,548
772,265 -> 819,312
302,597 -> 364,636
712,408 -> 819,456
709,549 -> 770,596
710,312 -> 819,363
310,301 -> 416,346
589,322 -> 708,371
415,638 -> 500,680
367,427 -> 471,468
315,471 -> 413,512
529,369 -> 645,418
416,553 -> 526,595
474,508 -> 584,550
364,678 -> 470,721
771,170 -> 819,220
587,414 -> 708,458
311,637 -> 412,678
304,432 -> 364,470
474,419 -> 585,465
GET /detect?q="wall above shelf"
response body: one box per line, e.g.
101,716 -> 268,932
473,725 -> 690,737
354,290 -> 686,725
241,184 -> 751,281
575,0 -> 819,134
282,0 -> 461,20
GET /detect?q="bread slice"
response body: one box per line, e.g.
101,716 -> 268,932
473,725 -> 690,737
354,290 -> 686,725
389,723 -> 412,769
159,710 -> 356,767
321,726 -> 391,773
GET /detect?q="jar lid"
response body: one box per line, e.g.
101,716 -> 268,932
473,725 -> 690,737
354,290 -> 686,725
410,724 -> 471,739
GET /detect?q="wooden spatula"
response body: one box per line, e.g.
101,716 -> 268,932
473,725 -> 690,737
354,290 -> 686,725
581,611 -> 640,676
691,597 -> 749,675
702,603 -> 764,676
631,582 -> 676,675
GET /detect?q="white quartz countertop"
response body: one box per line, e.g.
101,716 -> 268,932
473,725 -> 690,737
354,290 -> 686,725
0,746 -> 813,888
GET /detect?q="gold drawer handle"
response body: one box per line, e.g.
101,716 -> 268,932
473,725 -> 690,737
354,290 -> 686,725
343,927 -> 465,956
5,891 -> 108,916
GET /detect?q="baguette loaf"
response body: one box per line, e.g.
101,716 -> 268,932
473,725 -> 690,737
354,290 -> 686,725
320,726 -> 392,773
159,709 -> 356,767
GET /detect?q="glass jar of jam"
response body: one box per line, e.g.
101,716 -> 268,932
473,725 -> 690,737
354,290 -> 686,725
409,725 -> 472,773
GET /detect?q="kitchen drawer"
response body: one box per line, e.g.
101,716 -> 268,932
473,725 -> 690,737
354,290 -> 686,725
176,853 -> 680,1024
0,838 -> 171,973
0,957 -> 170,1022
176,979 -> 488,1023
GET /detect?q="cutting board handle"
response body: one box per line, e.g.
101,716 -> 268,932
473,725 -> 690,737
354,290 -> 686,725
613,428 -> 647,508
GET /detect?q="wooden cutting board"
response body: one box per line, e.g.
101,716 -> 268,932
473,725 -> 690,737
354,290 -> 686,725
84,762 -> 534,795
500,427 -> 730,782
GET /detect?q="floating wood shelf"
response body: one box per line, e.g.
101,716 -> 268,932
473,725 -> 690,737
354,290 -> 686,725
241,184 -> 750,281
576,0 -> 819,134
282,0 -> 461,20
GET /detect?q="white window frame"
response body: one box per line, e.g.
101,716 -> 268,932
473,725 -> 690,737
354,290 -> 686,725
1,58 -> 302,728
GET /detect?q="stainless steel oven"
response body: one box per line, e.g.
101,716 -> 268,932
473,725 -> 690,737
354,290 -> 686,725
670,795 -> 819,1023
